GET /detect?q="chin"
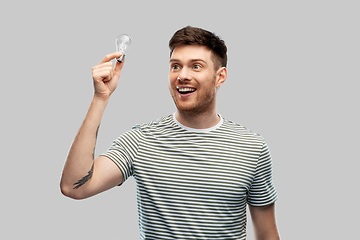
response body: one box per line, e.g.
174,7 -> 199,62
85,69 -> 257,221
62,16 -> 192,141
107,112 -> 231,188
174,102 -> 194,112
175,102 -> 212,115
170,90 -> 216,114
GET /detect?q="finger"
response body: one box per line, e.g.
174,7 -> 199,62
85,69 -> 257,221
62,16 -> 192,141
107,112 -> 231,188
99,52 -> 123,64
92,62 -> 113,72
93,69 -> 114,82
92,67 -> 113,81
113,59 -> 124,79
92,65 -> 113,74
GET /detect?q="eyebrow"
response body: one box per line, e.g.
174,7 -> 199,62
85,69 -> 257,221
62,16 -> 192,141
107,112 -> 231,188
169,58 -> 207,64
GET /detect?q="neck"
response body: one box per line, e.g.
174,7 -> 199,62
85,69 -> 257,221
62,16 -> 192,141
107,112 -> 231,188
175,108 -> 220,129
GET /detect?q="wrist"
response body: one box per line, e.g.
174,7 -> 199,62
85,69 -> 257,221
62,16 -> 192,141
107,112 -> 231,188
87,95 -> 109,118
93,94 -> 110,104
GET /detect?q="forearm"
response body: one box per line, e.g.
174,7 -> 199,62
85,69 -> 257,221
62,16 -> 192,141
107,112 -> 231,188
60,96 -> 108,198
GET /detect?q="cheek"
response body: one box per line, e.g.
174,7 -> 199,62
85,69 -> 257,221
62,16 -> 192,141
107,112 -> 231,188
200,74 -> 217,89
168,72 -> 177,85
169,76 -> 183,95
168,75 -> 177,95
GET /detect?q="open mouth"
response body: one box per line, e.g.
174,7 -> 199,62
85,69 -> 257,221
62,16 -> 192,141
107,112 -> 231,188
177,87 -> 197,94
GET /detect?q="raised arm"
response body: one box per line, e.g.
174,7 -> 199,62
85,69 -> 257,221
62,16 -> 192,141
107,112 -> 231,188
60,52 -> 124,200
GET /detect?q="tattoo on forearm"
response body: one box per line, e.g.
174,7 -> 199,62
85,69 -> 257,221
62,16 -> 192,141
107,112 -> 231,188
73,125 -> 99,189
95,125 -> 100,139
92,125 -> 100,160
73,163 -> 94,189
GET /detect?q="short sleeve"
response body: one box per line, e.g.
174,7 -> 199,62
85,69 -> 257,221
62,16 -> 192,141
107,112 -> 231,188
100,128 -> 141,184
247,140 -> 278,206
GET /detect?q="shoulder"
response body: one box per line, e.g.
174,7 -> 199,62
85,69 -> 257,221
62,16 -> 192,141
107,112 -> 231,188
132,115 -> 179,134
219,117 -> 265,143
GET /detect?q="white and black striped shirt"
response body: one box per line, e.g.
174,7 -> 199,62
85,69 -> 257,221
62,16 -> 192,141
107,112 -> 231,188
102,114 -> 277,240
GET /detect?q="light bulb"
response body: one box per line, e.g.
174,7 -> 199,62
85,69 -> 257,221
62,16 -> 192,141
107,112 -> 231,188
115,34 -> 132,63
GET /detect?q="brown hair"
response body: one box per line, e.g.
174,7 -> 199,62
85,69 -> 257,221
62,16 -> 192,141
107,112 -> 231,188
169,26 -> 227,70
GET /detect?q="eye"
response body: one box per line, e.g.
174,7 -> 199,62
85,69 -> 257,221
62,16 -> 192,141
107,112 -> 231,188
171,64 -> 181,72
192,64 -> 202,70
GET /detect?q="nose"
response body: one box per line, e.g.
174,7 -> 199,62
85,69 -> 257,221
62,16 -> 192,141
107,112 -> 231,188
177,67 -> 192,82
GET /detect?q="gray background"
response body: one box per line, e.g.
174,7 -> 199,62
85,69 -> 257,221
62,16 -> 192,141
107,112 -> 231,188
1,0 -> 359,239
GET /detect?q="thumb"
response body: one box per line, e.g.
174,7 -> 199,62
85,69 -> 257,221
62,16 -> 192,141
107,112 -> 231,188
113,58 -> 124,79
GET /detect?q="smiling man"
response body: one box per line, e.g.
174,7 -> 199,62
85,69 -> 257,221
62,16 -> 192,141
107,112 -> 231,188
61,26 -> 280,240
169,43 -> 227,129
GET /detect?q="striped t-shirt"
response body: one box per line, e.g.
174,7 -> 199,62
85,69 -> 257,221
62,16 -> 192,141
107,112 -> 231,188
102,114 -> 277,240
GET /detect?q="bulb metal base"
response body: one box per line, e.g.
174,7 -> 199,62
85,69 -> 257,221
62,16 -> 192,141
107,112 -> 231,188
117,54 -> 125,63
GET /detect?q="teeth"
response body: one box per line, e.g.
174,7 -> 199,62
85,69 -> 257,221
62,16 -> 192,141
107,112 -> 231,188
178,88 -> 196,93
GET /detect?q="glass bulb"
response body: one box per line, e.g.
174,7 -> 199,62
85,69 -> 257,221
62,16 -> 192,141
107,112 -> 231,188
115,34 -> 132,63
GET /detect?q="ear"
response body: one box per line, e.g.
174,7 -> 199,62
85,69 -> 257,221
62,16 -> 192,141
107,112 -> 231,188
216,67 -> 227,88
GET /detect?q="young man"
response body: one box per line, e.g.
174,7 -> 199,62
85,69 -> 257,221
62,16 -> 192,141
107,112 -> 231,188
61,26 -> 280,240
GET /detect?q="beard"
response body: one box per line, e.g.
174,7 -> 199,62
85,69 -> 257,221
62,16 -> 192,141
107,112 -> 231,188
170,87 -> 217,116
